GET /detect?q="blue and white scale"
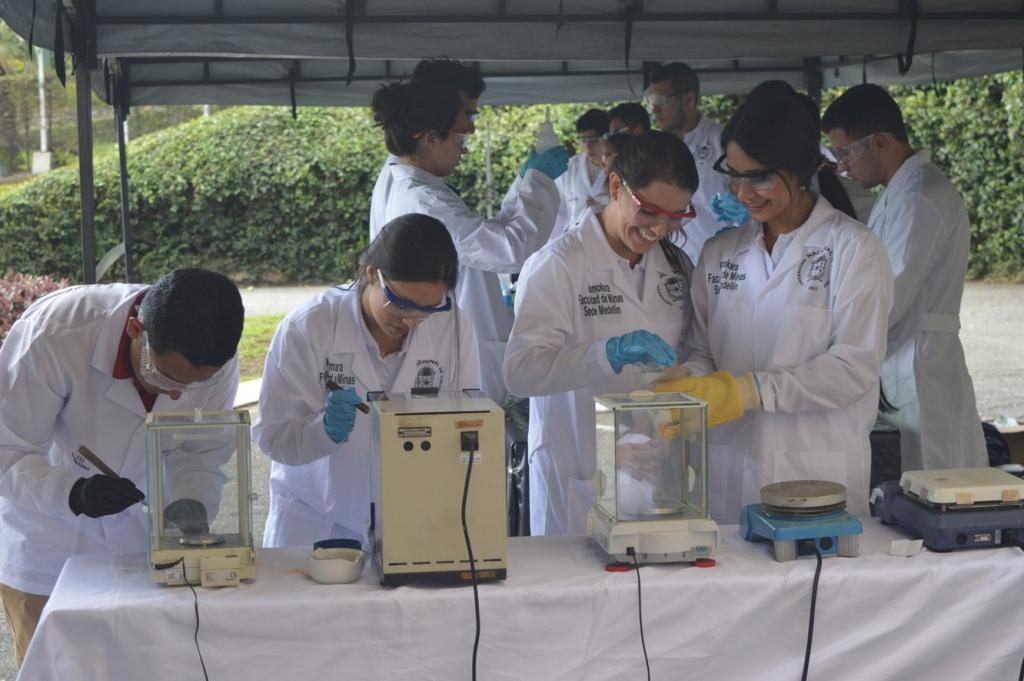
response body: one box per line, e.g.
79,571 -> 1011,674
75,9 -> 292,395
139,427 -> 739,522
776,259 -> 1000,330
740,480 -> 863,562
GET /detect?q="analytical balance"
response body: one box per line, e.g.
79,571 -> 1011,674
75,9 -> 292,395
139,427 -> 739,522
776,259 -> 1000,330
740,481 -> 862,562
369,392 -> 507,586
871,467 -> 1024,551
146,409 -> 257,587
587,391 -> 719,564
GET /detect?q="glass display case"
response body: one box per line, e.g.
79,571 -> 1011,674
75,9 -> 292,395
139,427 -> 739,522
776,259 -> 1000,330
588,391 -> 718,564
146,409 -> 257,587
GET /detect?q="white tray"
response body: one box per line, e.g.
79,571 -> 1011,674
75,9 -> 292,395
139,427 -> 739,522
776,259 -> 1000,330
899,468 -> 1024,505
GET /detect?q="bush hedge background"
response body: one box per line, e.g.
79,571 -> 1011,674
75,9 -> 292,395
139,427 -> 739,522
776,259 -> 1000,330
0,72 -> 1021,284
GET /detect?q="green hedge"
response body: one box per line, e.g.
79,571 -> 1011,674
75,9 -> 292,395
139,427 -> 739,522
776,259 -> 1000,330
0,104 -> 598,284
0,74 -> 1021,283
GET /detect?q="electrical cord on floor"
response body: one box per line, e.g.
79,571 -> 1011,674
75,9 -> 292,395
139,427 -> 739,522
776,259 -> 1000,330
800,548 -> 824,681
460,436 -> 481,681
626,547 -> 651,681
155,557 -> 210,681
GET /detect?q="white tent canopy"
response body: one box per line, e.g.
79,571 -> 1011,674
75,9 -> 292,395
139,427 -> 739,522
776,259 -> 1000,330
2,1 -> 1024,107
2,0 -> 1023,282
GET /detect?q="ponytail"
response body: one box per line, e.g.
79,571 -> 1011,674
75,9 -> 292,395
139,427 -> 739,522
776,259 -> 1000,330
816,164 -> 857,220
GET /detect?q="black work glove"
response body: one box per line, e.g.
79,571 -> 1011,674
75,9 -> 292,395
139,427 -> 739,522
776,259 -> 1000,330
68,474 -> 146,518
163,498 -> 210,536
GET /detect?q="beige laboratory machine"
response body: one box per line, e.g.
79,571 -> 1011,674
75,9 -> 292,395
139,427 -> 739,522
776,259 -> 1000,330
370,392 -> 507,586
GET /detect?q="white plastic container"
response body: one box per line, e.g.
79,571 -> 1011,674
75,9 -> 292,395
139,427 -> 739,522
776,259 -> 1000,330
307,547 -> 365,584
535,108 -> 560,153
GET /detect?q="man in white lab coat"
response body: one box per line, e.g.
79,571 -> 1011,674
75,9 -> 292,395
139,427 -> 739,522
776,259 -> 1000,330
550,108 -> 611,242
369,58 -> 485,241
0,269 -> 243,666
823,84 -> 987,472
645,62 -> 732,264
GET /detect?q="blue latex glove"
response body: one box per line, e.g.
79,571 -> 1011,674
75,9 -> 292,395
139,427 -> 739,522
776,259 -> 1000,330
606,330 -> 678,374
519,146 -> 570,180
324,387 -> 362,444
711,192 -> 749,226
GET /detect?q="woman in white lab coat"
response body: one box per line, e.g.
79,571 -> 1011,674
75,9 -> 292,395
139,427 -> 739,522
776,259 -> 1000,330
255,214 -> 481,547
657,90 -> 894,523
370,80 -> 566,404
504,131 -> 700,535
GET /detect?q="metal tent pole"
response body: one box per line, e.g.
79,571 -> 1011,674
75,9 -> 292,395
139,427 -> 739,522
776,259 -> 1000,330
74,0 -> 98,284
114,101 -> 135,280
75,62 -> 96,283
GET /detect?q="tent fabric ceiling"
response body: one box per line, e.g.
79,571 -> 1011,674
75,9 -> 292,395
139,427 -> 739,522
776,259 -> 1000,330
2,0 -> 1023,105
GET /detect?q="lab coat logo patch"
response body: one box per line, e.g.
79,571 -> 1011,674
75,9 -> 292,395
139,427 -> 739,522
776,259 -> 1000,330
707,259 -> 746,295
320,353 -> 356,388
695,144 -> 712,162
797,247 -> 832,291
415,360 -> 444,390
656,273 -> 688,308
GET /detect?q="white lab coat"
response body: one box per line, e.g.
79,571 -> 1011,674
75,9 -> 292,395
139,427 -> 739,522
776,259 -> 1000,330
672,114 -> 733,265
0,285 -> 239,595
550,152 -> 608,243
375,162 -> 559,403
368,153 -> 399,242
504,210 -> 695,535
867,152 -> 986,470
254,284 -> 481,548
685,196 -> 893,523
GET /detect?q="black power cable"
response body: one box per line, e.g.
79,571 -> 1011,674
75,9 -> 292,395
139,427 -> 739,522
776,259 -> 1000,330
626,547 -> 652,681
460,433 -> 481,681
801,548 -> 824,681
155,557 -> 210,681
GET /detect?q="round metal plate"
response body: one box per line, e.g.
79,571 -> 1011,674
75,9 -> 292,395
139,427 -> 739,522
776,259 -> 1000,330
178,535 -> 225,547
760,480 -> 847,509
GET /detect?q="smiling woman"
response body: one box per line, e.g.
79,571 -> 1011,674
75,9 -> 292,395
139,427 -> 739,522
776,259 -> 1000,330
658,88 -> 895,524
503,131 -> 700,536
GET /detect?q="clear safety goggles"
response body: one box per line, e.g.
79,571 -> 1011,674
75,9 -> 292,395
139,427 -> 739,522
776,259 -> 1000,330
644,89 -> 689,109
378,270 -> 452,319
621,179 -> 696,231
414,127 -> 471,151
827,133 -> 877,167
712,153 -> 778,193
603,127 -> 632,139
139,331 -> 228,393
576,134 -> 604,149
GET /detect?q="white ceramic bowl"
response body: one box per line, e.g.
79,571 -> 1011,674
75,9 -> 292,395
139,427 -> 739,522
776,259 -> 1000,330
307,547 -> 365,584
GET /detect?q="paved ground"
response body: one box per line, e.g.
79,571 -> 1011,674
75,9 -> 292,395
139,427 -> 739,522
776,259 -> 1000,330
2,281 -> 1022,679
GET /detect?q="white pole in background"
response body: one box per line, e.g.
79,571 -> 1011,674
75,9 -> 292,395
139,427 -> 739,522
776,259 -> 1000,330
37,49 -> 48,153
484,128 -> 495,219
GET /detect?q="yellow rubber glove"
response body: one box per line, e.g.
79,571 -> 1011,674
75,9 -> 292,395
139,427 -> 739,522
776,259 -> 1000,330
655,371 -> 761,428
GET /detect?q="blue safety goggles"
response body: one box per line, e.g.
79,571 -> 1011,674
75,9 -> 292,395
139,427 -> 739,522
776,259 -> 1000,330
377,270 -> 452,318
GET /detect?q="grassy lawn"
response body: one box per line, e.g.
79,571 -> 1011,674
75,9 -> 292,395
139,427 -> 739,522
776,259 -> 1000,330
239,314 -> 284,381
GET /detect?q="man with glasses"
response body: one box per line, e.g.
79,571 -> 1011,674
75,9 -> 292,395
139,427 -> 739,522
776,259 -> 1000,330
551,108 -> 611,242
369,58 -> 485,240
0,268 -> 244,666
645,62 -> 732,264
822,83 -> 986,472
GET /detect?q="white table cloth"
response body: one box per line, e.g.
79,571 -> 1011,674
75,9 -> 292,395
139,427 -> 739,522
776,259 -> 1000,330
17,522 -> 1024,681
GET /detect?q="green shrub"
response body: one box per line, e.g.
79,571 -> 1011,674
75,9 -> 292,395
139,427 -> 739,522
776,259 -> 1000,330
1,75 -> 1021,283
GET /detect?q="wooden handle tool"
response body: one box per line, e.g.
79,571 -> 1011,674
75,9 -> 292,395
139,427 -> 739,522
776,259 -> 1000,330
77,446 -> 119,479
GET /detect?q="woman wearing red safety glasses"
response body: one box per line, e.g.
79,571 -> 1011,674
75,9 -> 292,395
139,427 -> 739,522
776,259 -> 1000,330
255,214 -> 482,549
504,131 -> 699,536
